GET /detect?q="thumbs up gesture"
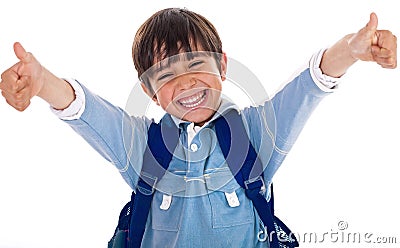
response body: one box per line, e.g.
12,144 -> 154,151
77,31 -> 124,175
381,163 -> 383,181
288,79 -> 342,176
348,12 -> 397,68
1,43 -> 75,111
0,42 -> 44,111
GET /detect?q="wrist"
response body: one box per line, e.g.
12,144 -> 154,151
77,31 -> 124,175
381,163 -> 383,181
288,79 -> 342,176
320,34 -> 358,78
346,33 -> 362,61
37,68 -> 75,110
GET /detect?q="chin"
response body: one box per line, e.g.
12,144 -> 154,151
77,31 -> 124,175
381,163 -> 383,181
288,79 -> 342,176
183,109 -> 215,126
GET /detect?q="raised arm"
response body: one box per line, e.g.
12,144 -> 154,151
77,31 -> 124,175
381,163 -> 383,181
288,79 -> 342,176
321,12 -> 397,78
0,42 -> 149,190
0,42 -> 75,111
250,12 -> 397,183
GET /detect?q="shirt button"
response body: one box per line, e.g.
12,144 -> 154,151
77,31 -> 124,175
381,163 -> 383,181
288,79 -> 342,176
190,143 -> 198,152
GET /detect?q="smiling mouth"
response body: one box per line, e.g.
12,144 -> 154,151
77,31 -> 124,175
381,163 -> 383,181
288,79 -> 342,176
177,90 -> 207,108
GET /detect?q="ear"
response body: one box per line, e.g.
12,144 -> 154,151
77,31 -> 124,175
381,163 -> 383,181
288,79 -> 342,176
220,52 -> 228,81
141,83 -> 160,105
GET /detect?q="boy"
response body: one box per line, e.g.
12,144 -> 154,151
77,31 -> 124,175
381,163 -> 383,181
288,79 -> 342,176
0,7 -> 396,248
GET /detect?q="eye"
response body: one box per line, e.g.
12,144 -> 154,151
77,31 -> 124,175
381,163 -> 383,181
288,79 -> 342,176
189,60 -> 204,68
157,73 -> 173,81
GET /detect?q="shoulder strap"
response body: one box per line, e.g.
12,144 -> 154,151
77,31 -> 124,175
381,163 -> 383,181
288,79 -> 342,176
128,119 -> 180,248
214,109 -> 298,248
214,109 -> 264,185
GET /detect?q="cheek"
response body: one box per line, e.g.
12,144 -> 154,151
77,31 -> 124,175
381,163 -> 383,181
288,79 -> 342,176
203,74 -> 222,91
155,87 -> 175,109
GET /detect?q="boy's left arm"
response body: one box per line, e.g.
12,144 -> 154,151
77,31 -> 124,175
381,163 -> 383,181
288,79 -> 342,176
321,12 -> 397,77
252,12 -> 397,184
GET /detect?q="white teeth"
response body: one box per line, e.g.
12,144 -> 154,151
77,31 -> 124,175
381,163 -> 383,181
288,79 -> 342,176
178,90 -> 206,108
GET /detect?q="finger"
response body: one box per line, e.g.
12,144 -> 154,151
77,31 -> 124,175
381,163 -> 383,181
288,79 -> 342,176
372,51 -> 397,68
365,12 -> 378,34
362,12 -> 379,45
1,87 -> 31,111
13,42 -> 32,63
377,31 -> 397,51
1,61 -> 20,80
371,46 -> 395,58
0,72 -> 19,93
374,58 -> 397,69
0,75 -> 28,94
372,31 -> 397,69
1,81 -> 28,100
379,63 -> 396,69
1,87 -> 19,103
5,98 -> 31,112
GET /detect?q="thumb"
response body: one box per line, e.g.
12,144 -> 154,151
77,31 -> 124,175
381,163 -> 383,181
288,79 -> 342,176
13,42 -> 32,63
365,12 -> 378,42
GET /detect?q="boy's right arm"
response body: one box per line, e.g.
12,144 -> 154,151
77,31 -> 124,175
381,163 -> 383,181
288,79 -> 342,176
0,42 -> 147,190
0,42 -> 75,111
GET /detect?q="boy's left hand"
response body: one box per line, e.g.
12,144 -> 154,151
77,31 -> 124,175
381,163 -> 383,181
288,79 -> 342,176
348,12 -> 397,69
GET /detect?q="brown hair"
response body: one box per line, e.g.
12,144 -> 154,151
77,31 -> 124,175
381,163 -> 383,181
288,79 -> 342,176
132,8 -> 223,90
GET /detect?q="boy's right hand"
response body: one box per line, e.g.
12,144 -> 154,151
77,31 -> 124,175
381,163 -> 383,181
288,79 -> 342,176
0,42 -> 44,111
1,42 -> 74,111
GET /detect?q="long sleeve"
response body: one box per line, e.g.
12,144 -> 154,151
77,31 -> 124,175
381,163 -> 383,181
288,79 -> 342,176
59,81 -> 151,190
243,50 -> 340,184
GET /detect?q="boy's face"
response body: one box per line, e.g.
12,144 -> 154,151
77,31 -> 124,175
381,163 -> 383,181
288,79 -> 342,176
141,52 -> 227,126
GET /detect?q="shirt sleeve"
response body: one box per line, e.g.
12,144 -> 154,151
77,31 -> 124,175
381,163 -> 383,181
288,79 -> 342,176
309,48 -> 340,91
243,59 -> 336,184
62,83 -> 151,190
50,78 -> 86,120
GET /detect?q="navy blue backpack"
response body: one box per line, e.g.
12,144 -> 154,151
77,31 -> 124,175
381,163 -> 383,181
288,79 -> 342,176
108,109 -> 299,248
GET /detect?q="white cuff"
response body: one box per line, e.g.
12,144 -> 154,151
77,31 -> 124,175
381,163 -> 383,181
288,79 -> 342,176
309,48 -> 340,92
50,79 -> 86,120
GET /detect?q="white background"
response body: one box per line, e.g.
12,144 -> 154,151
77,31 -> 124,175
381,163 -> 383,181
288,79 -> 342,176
0,0 -> 399,247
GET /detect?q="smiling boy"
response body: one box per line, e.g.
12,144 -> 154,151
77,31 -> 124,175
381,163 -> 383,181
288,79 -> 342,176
0,7 -> 396,248
140,52 -> 225,126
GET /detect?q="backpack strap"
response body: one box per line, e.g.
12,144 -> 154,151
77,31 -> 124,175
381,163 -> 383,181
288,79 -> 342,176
214,109 -> 298,248
128,119 -> 180,248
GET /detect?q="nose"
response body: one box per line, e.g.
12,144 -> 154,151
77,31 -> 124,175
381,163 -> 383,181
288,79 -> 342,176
178,75 -> 196,90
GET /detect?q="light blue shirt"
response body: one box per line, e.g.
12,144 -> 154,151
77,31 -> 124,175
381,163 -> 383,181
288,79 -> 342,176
61,62 -> 335,247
